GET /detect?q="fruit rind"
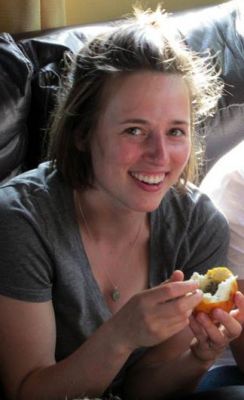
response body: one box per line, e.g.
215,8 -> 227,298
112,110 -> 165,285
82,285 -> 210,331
191,267 -> 238,314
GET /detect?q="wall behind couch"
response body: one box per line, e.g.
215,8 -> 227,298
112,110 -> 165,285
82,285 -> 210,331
0,0 -> 228,33
66,0 -> 228,25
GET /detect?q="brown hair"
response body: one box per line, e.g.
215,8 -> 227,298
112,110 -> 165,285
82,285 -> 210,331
48,7 -> 223,190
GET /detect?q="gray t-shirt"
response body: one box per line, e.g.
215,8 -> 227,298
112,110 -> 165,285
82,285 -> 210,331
0,162 -> 229,389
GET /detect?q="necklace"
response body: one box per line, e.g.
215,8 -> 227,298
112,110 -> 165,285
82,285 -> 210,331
75,191 -> 143,302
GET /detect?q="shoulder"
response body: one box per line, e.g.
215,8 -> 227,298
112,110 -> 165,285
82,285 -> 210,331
151,184 -> 229,279
0,163 -> 73,240
0,162 -> 74,250
158,183 -> 227,227
152,183 -> 229,251
0,162 -> 62,215
0,162 -> 57,192
0,163 -> 59,301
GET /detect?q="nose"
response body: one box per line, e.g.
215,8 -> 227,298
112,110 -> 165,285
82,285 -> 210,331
145,132 -> 170,163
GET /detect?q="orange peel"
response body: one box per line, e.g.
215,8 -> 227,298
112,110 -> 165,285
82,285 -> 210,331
191,266 -> 238,314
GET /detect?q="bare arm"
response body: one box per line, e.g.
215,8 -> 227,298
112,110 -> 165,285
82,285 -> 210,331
124,327 -> 211,400
125,294 -> 244,400
0,295 -> 130,400
125,347 -> 211,400
0,279 -> 202,400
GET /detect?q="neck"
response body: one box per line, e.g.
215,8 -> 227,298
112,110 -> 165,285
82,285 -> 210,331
74,189 -> 149,242
74,188 -> 149,306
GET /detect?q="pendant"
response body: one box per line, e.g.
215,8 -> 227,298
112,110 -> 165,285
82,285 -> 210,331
111,287 -> 120,302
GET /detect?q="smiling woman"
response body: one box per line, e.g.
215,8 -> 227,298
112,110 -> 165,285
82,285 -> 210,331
48,8 -> 221,192
84,72 -> 191,212
0,6 -> 244,400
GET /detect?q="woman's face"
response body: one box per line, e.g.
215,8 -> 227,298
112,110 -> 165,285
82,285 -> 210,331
89,71 -> 191,212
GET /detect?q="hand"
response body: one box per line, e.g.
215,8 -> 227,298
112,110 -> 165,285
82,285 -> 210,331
111,271 -> 203,352
190,290 -> 244,364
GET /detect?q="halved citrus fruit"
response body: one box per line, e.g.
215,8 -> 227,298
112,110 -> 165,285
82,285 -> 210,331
191,267 -> 238,314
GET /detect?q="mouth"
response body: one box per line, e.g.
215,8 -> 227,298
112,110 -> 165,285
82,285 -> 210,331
130,172 -> 166,185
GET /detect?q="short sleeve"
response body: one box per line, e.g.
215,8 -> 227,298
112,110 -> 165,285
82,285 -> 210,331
181,192 -> 230,279
150,187 -> 230,284
0,185 -> 53,302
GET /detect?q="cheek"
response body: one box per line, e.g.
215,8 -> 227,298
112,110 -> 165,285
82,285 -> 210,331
91,137 -> 112,165
111,142 -> 140,165
91,139 -> 134,176
172,143 -> 191,168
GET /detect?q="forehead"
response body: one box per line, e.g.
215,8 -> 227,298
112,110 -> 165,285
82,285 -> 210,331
99,71 -> 191,121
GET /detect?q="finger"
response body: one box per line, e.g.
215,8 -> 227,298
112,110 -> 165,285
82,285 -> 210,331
212,308 -> 243,340
195,311 -> 225,346
190,314 -> 208,339
157,280 -> 200,303
157,290 -> 203,324
196,309 -> 241,349
161,270 -> 184,285
230,291 -> 244,324
170,270 -> 185,282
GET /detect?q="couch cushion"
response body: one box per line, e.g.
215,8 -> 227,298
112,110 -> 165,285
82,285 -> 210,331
200,104 -> 244,172
175,1 -> 244,175
17,25 -> 108,169
0,33 -> 33,183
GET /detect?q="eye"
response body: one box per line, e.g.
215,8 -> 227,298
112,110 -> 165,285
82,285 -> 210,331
126,127 -> 144,136
168,128 -> 185,137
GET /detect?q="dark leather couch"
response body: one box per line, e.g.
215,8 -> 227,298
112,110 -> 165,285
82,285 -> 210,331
0,0 -> 243,184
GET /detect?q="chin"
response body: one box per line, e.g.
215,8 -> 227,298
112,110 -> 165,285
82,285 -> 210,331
132,199 -> 163,213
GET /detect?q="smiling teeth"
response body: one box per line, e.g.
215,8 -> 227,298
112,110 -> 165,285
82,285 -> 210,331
131,172 -> 165,184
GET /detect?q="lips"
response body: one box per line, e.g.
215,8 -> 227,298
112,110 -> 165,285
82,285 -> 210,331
130,172 -> 166,185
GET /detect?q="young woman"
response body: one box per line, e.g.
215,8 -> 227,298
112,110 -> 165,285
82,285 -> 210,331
0,7 -> 244,400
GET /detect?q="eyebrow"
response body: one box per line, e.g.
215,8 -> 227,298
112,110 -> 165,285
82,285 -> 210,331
171,120 -> 190,126
119,118 -> 148,125
119,118 -> 190,126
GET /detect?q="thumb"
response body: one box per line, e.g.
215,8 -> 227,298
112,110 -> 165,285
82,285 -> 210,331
230,291 -> 244,324
163,269 -> 184,285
